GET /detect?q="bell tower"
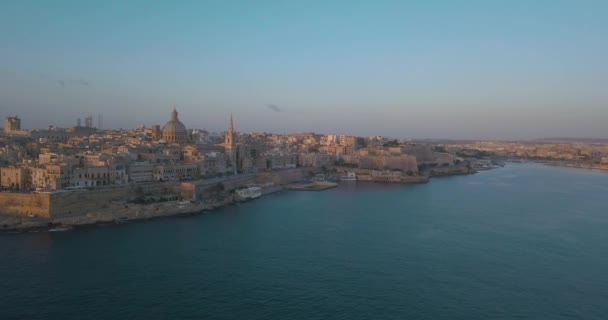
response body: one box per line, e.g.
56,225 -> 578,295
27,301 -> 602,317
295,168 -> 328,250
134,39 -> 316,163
225,113 -> 234,146
225,114 -> 237,173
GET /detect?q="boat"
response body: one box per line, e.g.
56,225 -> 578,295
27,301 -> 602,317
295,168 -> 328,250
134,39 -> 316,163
49,226 -> 72,232
236,186 -> 262,201
340,171 -> 357,181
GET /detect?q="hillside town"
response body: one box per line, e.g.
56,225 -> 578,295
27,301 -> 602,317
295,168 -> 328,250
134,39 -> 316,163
448,140 -> 608,170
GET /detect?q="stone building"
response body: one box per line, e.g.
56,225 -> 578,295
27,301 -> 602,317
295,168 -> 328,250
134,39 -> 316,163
299,153 -> 335,168
358,155 -> 418,173
4,116 -> 21,134
27,165 -> 68,190
153,163 -> 198,181
198,152 -> 227,177
127,162 -> 155,183
370,170 -> 403,182
151,124 -> 161,141
30,128 -> 71,142
0,166 -> 26,190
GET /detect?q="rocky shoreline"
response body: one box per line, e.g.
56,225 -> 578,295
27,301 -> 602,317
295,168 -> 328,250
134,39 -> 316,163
0,168 -> 481,233
542,161 -> 608,171
0,185 -> 285,233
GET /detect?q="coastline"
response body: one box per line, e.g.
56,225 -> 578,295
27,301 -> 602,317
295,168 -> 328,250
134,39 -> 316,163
0,184 -> 286,233
503,159 -> 608,172
0,167 -> 480,233
542,161 -> 608,172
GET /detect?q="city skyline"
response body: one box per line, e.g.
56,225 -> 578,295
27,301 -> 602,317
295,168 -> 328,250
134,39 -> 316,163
2,108 -> 608,143
1,1 -> 607,139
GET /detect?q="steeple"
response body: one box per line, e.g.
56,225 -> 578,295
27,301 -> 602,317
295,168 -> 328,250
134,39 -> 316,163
228,113 -> 234,133
225,113 -> 235,146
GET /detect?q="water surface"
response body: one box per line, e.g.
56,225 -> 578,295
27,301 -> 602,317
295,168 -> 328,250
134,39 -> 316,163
1,163 -> 607,319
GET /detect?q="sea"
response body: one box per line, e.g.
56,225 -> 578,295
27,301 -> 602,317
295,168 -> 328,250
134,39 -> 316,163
1,163 -> 607,319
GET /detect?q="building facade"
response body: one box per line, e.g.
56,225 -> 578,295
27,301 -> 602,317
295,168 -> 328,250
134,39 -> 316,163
3,116 -> 21,134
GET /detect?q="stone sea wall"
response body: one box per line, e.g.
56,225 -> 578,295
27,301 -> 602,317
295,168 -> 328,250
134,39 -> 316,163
49,181 -> 179,219
0,168 -> 320,231
255,168 -> 318,185
0,192 -> 51,218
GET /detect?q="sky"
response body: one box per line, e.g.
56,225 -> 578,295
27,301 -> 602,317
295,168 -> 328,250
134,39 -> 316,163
0,0 -> 607,140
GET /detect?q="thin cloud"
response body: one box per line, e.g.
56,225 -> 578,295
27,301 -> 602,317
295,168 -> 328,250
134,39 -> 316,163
267,104 -> 282,112
55,78 -> 91,88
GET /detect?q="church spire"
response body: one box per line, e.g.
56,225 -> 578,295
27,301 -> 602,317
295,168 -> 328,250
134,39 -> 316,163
225,113 -> 235,146
228,113 -> 234,133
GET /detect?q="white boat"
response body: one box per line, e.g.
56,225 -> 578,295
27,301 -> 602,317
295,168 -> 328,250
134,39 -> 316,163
340,171 -> 357,181
311,174 -> 327,182
236,186 -> 262,201
49,226 -> 72,232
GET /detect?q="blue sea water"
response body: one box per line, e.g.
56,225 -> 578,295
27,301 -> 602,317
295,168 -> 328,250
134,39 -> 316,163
1,163 -> 608,319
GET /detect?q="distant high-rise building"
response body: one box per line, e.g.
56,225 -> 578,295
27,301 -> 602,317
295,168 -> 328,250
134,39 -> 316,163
77,118 -> 82,127
4,116 -> 21,133
84,115 -> 94,128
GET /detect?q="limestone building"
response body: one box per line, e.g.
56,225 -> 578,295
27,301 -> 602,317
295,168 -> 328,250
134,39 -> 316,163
0,166 -> 26,190
151,124 -> 161,141
4,116 -> 21,134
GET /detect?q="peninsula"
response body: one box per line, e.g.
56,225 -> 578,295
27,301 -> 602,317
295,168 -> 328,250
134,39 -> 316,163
1,110 -> 502,232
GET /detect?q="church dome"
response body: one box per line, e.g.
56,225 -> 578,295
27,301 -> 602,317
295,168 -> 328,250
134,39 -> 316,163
162,108 -> 189,143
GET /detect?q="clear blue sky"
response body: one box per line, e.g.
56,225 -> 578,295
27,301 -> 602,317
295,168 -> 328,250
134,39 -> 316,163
1,0 -> 607,139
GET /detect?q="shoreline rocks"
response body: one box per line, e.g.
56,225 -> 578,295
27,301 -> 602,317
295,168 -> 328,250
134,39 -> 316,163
0,185 -> 287,233
0,167 -> 483,233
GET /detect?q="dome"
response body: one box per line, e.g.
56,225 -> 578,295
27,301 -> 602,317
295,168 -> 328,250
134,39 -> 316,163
161,108 -> 189,143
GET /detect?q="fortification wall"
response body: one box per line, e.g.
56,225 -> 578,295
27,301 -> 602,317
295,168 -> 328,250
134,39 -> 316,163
255,168 -> 317,185
179,175 -> 256,201
2,169 -> 317,222
221,175 -> 256,190
0,193 -> 51,218
49,182 -> 178,219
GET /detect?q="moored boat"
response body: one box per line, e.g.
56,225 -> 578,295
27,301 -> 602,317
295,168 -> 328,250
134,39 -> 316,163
49,226 -> 72,232
340,171 -> 357,181
236,186 -> 262,201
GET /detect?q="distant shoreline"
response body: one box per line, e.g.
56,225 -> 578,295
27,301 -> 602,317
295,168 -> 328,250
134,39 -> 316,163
504,159 -> 608,172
